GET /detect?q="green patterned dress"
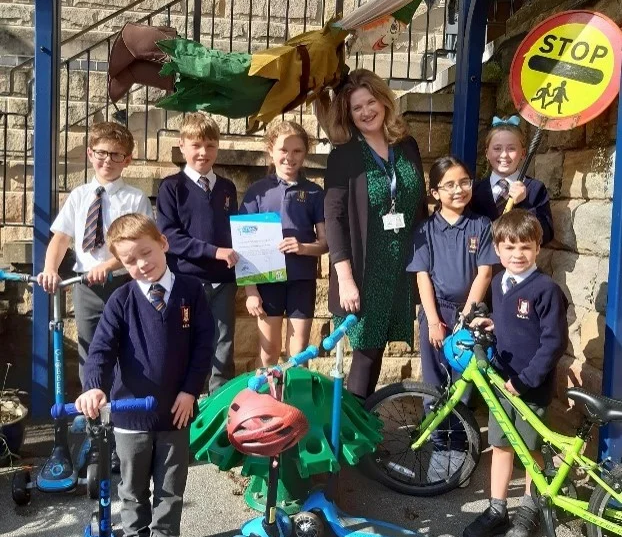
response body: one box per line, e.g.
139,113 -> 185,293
334,141 -> 424,349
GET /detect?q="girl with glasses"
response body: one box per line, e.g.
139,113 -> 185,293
407,156 -> 498,393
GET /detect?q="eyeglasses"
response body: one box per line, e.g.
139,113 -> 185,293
435,179 -> 473,192
91,149 -> 127,163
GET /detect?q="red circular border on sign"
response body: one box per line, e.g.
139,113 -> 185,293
509,10 -> 622,130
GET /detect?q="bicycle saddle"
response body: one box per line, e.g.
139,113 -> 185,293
567,388 -> 622,424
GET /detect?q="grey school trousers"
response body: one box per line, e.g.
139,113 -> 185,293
114,428 -> 190,537
73,274 -> 130,387
202,282 -> 237,394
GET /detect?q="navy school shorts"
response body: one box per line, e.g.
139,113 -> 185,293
256,279 -> 317,319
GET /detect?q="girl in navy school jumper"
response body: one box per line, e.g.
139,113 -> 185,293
240,121 -> 328,367
407,156 -> 498,390
470,116 -> 554,246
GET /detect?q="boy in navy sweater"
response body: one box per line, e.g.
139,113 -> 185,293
464,209 -> 568,537
157,113 -> 238,395
76,213 -> 213,537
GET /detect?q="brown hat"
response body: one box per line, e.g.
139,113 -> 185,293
108,22 -> 177,103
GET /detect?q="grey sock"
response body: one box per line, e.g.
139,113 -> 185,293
490,498 -> 508,516
521,494 -> 538,512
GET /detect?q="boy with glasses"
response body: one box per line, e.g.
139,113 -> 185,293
37,122 -> 152,468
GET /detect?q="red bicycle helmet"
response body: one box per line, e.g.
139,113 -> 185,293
227,389 -> 309,457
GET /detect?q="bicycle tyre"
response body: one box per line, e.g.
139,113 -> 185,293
586,464 -> 622,537
360,381 -> 481,496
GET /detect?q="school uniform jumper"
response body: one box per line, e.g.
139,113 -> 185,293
157,167 -> 238,394
470,173 -> 554,245
407,209 -> 498,388
239,174 -> 324,318
490,269 -> 568,406
83,272 -> 213,537
50,177 -> 153,385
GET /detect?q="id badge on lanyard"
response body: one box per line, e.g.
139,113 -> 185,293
370,146 -> 405,233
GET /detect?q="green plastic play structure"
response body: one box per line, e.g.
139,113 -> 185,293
190,367 -> 383,513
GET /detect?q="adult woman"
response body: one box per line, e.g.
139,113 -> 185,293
324,68 -> 427,399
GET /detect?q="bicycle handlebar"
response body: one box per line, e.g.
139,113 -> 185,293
322,314 -> 357,351
51,396 -> 157,419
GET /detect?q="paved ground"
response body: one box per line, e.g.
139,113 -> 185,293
0,421 -> 583,537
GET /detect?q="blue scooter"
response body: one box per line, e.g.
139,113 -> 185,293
52,396 -> 158,537
292,315 -> 420,537
240,316 -> 420,537
0,270 -> 108,503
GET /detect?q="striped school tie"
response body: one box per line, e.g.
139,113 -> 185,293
197,176 -> 211,195
82,186 -> 105,253
495,179 -> 510,216
148,283 -> 166,312
505,276 -> 517,293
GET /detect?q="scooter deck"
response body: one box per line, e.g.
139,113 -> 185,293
302,491 -> 421,537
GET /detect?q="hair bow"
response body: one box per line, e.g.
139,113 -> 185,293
491,115 -> 520,127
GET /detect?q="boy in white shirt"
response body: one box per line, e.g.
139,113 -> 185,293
37,122 -> 152,389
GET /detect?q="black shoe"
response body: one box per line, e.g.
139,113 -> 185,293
111,448 -> 121,474
464,507 -> 510,537
505,506 -> 539,537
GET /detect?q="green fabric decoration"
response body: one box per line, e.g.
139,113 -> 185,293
156,38 -> 274,117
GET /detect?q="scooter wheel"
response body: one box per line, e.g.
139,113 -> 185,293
12,470 -> 31,506
292,511 -> 324,537
86,463 -> 99,499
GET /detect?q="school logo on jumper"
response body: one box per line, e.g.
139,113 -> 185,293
181,304 -> 190,328
297,191 -> 307,202
468,236 -> 478,253
224,195 -> 231,211
517,299 -> 530,319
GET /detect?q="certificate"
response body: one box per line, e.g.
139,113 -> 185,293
230,212 -> 287,286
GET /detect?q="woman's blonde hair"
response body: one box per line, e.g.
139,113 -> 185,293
327,69 -> 409,145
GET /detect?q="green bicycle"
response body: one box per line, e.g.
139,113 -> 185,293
361,303 -> 622,537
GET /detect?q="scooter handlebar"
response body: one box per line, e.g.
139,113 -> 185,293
0,270 -> 113,287
51,396 -> 157,419
247,345 -> 320,391
0,270 -> 36,284
322,314 -> 358,351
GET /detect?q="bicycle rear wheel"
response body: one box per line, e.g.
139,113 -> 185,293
360,381 -> 481,496
587,464 -> 622,537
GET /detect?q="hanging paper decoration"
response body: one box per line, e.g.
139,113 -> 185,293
345,0 -> 424,54
106,0 -> 433,131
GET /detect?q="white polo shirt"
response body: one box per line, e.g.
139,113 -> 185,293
51,177 -> 153,272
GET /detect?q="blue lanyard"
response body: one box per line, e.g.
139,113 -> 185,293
369,146 -> 397,201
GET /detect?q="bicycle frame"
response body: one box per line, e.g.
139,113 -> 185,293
412,357 -> 622,535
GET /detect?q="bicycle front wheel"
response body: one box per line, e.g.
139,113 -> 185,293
360,381 -> 481,496
587,464 -> 622,537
